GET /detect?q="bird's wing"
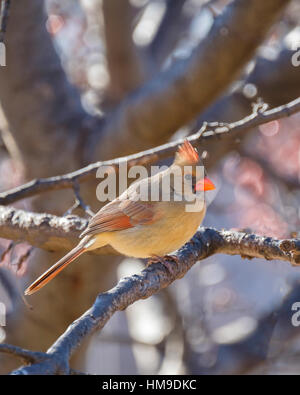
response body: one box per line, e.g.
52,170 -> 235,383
80,199 -> 159,237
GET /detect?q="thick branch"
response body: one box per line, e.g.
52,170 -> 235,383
0,96 -> 299,205
4,227 -> 299,374
198,48 -> 300,125
193,48 -> 300,169
0,344 -> 87,375
103,0 -> 145,102
247,48 -> 300,107
94,0 -> 291,159
0,0 -> 101,176
0,205 -> 116,254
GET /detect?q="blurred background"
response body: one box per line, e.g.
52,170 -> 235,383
0,0 -> 300,374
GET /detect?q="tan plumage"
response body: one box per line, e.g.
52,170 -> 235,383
25,140 -> 215,296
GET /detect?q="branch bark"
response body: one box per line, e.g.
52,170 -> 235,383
1,96 -> 299,205
0,205 -> 116,254
94,0 -> 291,159
0,0 -> 10,43
0,0 -> 100,176
149,0 -> 189,68
198,48 -> 300,125
193,47 -> 300,169
2,227 -> 299,375
1,203 -> 299,263
102,0 -> 145,103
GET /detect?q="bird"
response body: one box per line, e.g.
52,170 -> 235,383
24,140 -> 215,295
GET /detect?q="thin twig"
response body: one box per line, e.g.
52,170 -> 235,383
0,344 -> 88,375
14,245 -> 34,273
0,204 -> 118,254
0,344 -> 46,364
72,181 -> 95,217
2,227 -> 300,374
0,97 -> 299,206
63,182 -> 95,217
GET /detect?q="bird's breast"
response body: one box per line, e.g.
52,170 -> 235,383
108,204 -> 206,258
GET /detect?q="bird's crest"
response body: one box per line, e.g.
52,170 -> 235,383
175,140 -> 199,165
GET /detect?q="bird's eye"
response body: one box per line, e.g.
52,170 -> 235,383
185,174 -> 192,181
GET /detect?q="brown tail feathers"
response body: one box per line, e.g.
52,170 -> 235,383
24,246 -> 86,296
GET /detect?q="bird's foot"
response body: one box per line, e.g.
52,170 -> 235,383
147,254 -> 179,276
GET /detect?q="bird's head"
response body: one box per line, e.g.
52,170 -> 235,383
173,140 -> 215,194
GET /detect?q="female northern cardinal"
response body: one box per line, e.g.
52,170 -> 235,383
25,140 -> 215,295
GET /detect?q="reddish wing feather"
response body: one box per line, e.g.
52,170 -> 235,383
80,199 -> 157,237
177,140 -> 199,164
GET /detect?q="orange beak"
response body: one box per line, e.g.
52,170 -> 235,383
195,177 -> 216,192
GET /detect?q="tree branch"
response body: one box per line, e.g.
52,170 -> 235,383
1,201 -> 299,263
0,205 -> 117,254
192,47 -> 300,169
94,0 -> 291,159
247,49 -> 300,108
197,48 -> 300,126
0,344 -> 46,364
2,227 -> 299,374
102,0 -> 145,103
0,96 -> 299,206
0,0 -> 102,177
0,344 -> 88,375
